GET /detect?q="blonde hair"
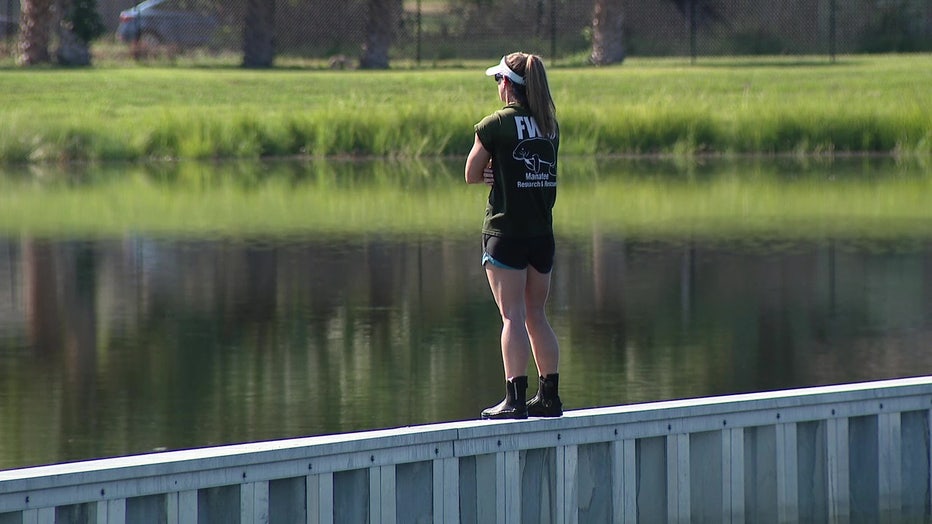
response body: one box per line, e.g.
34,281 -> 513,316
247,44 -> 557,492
505,52 -> 557,138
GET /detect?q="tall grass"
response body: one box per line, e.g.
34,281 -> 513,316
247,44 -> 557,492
0,55 -> 930,163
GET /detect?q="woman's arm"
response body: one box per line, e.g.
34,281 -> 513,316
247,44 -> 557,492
465,134 -> 492,184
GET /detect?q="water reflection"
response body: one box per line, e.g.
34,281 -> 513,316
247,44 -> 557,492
2,158 -> 932,469
3,233 -> 932,469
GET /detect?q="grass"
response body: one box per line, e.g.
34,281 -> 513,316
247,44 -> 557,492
0,54 -> 930,163
2,156 -> 931,239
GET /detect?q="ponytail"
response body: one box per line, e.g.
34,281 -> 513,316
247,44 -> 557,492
506,52 -> 557,138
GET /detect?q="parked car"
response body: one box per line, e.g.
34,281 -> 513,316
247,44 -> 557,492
117,0 -> 219,47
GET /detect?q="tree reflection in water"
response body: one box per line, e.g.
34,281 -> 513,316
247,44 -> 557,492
3,154 -> 932,468
3,232 -> 932,469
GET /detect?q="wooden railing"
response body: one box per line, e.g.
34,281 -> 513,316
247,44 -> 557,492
2,376 -> 931,523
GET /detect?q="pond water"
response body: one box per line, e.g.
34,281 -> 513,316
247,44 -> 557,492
2,157 -> 932,470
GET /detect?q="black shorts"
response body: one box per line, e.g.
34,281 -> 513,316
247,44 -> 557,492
482,234 -> 555,273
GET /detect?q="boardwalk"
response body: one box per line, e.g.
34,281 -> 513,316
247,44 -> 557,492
1,376 -> 931,523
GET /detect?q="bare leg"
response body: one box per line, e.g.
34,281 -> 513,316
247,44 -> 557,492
485,265 -> 532,378
525,267 -> 559,376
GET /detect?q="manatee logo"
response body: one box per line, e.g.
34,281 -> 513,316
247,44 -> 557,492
513,138 -> 556,175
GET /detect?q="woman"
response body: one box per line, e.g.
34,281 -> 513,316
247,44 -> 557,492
465,52 -> 563,419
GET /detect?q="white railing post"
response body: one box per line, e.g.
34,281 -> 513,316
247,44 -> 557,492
878,412 -> 902,520
432,457 -> 459,524
562,444 -> 579,524
166,490 -> 197,524
241,481 -> 269,524
22,508 -> 54,524
475,453 -> 498,524
827,417 -> 850,524
368,465 -> 395,524
612,439 -> 637,524
776,422 -> 799,524
928,408 -> 932,518
722,427 -> 745,524
667,433 -> 690,523
503,450 -> 520,524
96,498 -> 126,524
307,472 -> 333,524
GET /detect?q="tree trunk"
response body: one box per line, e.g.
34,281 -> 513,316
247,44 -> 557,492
18,0 -> 54,65
359,0 -> 401,69
590,0 -> 625,65
242,0 -> 275,68
56,0 -> 91,66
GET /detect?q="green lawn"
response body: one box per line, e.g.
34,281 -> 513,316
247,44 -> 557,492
1,54 -> 930,162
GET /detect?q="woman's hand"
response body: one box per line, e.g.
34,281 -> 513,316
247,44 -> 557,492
465,134 -> 492,184
483,162 -> 495,186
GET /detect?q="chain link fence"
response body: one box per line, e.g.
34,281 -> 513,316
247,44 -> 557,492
0,0 -> 19,43
3,0 -> 931,64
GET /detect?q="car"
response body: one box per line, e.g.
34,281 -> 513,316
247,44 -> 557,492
117,0 -> 219,48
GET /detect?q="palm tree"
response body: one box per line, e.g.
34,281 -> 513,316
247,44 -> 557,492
590,0 -> 625,65
590,0 -> 727,65
242,0 -> 275,68
360,0 -> 402,69
18,0 -> 54,65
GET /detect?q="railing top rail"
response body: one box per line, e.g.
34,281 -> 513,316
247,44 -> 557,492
2,375 -> 930,496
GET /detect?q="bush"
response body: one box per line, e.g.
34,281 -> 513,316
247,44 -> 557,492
67,0 -> 106,44
857,1 -> 932,53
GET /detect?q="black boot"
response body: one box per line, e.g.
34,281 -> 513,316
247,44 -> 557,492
527,374 -> 563,417
481,376 -> 528,420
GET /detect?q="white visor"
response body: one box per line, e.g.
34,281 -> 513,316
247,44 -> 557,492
485,56 -> 525,85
